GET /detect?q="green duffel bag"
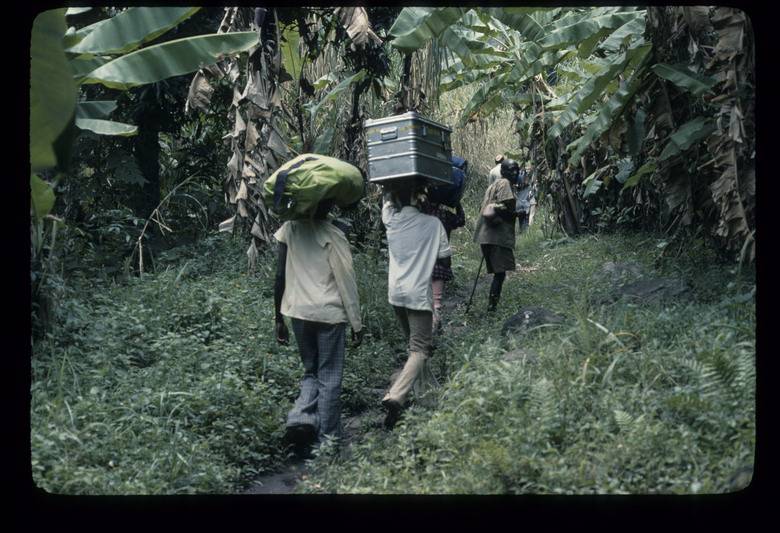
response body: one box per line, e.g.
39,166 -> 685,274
262,154 -> 364,220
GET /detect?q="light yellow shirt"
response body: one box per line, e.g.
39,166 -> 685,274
382,197 -> 452,312
274,219 -> 362,332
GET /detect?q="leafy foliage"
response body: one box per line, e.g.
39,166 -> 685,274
383,6 -> 754,263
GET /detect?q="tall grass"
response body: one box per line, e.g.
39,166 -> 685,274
299,229 -> 756,494
30,231 -> 397,494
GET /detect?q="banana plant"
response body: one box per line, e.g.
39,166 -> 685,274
30,7 -> 259,221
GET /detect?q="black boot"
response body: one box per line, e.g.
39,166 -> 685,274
488,273 -> 505,312
488,292 -> 499,312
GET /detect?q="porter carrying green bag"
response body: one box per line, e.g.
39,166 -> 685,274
262,154 -> 364,220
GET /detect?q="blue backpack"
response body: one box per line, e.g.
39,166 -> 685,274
429,155 -> 468,207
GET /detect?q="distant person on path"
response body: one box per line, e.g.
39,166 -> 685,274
528,182 -> 538,227
421,156 -> 468,334
514,165 -> 534,234
381,184 -> 452,428
421,197 -> 465,333
489,154 -> 504,184
474,159 -> 520,312
273,200 -> 363,456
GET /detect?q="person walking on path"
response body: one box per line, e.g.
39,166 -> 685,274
514,165 -> 534,234
273,200 -> 363,456
489,154 -> 504,184
380,185 -> 452,429
474,159 -> 520,312
420,198 -> 465,333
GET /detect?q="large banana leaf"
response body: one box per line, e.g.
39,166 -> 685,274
621,161 -> 656,190
75,118 -> 138,136
70,54 -> 110,79
549,43 -> 648,138
458,72 -> 509,126
66,7 -> 200,56
80,32 -> 259,90
506,48 -> 574,86
312,108 -> 338,156
305,70 -> 367,126
389,7 -> 469,52
540,11 -> 641,51
440,26 -> 508,69
568,59 -> 650,161
576,27 -> 613,58
485,8 -> 550,42
549,51 -> 630,137
440,59 -> 491,92
31,9 -> 77,172
31,174 -> 56,221
599,16 -> 645,52
313,73 -> 339,91
75,100 -> 117,119
651,63 -> 717,96
575,8 -> 642,55
658,117 -> 716,161
280,24 -> 302,83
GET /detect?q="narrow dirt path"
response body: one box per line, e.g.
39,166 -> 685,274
242,405 -> 384,493
242,271 -> 492,494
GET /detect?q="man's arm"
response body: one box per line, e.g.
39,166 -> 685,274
436,220 -> 453,259
273,242 -> 289,345
494,199 -> 517,222
491,180 -> 518,222
381,191 -> 398,226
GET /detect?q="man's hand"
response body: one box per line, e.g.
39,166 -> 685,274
351,328 -> 364,348
275,319 -> 290,346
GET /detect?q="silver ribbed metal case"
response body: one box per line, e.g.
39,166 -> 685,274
364,111 -> 453,185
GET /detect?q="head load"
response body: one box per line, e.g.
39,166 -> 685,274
262,154 -> 364,220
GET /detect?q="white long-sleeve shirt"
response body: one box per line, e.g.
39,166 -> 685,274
382,197 -> 452,312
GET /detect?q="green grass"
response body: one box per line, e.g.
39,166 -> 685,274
30,232 -> 396,494
298,223 -> 756,494
30,214 -> 755,494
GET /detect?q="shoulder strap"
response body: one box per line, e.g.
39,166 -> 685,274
273,156 -> 318,209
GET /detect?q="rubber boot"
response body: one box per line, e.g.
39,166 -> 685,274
488,273 -> 505,312
488,291 -> 500,313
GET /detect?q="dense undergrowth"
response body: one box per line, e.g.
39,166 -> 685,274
298,221 -> 756,494
30,232 -> 399,494
30,214 -> 755,494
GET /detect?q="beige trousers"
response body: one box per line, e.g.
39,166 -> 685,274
384,307 -> 434,405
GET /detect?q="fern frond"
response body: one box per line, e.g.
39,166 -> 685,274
680,357 -> 723,400
613,409 -> 634,433
731,347 -> 756,401
529,378 -> 556,430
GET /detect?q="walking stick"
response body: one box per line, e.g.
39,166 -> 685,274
465,256 -> 485,315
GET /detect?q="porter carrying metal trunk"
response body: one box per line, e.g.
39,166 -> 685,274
364,111 -> 453,186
